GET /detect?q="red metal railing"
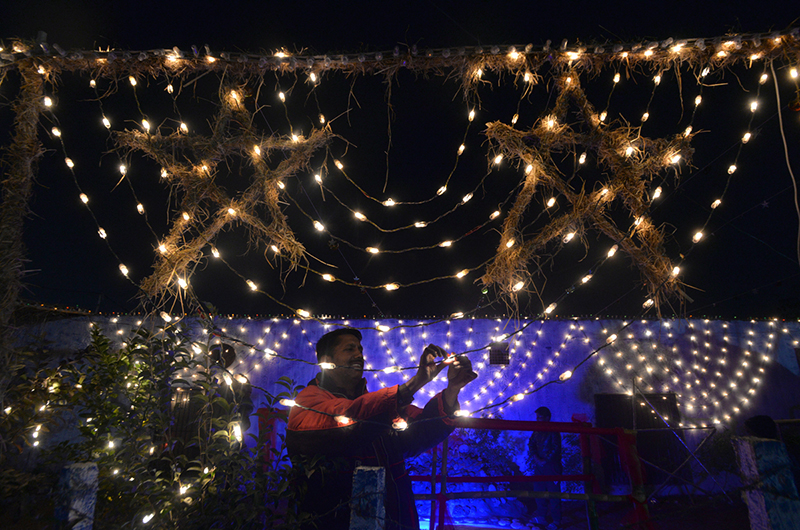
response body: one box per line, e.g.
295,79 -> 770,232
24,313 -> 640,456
410,417 -> 653,530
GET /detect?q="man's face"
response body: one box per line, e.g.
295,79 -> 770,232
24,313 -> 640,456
536,413 -> 550,422
322,334 -> 364,390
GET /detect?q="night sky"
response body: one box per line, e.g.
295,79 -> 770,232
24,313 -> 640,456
2,1 -> 800,320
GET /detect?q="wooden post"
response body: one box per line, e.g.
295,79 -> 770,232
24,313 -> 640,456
350,466 -> 386,530
430,444 -> 438,530
733,436 -> 800,529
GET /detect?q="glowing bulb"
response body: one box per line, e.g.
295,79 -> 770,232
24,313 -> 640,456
322,273 -> 334,282
313,220 -> 325,231
142,119 -> 150,131
468,109 -> 476,122
318,362 -> 335,370
89,79 -> 96,88
511,113 -> 519,124
684,126 -> 693,137
711,199 -> 722,209
525,164 -> 534,174
178,277 -> 188,289
642,112 -> 650,122
581,274 -> 592,283
563,231 -> 575,243
384,283 -> 399,291
512,281 -> 525,292
578,153 -> 586,164
182,212 -> 190,221
367,247 -> 380,254
101,116 -> 111,129
613,73 -> 621,83
457,144 -> 465,155
159,244 -> 168,254
625,146 -> 635,157
137,203 -> 144,215
559,370 -> 573,381
544,303 -> 557,314
643,298 -> 654,308
335,416 -> 351,425
547,197 -> 556,207
414,221 -> 427,228
607,334 -> 617,343
727,164 -> 737,174
439,240 -> 453,248
599,111 -> 607,122
653,187 -> 663,199
742,132 -> 751,143
279,92 -> 285,102
383,198 -> 395,207
506,239 -> 515,248
253,145 -> 261,156
129,76 -> 137,86
108,440 -> 115,449
180,122 -> 188,133
692,231 -> 703,243
314,174 -> 322,184
353,212 -> 366,221
607,245 -> 618,257
750,101 -> 758,112
66,158 -> 75,168
760,73 -> 768,85
454,410 -> 470,417
43,97 -> 53,107
393,419 -> 408,431
143,514 -> 154,524
80,193 -> 89,204
695,95 -> 702,106
456,269 -> 469,278
462,193 -> 473,203
672,266 -> 681,276
232,422 -> 242,442
98,228 -> 107,239
437,186 -> 447,195
490,210 -> 501,219
297,309 -> 311,318
246,279 -> 258,291
493,154 -> 503,164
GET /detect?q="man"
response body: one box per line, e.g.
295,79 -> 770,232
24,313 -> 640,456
527,406 -> 562,530
286,327 -> 476,530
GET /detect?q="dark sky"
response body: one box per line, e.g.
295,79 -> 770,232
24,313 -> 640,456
2,1 -> 800,320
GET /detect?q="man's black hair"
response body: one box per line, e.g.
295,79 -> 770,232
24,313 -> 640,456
315,328 -> 362,362
534,406 -> 552,419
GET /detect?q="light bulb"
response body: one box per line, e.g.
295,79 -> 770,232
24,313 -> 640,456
318,362 -> 335,370
439,240 -> 453,247
142,119 -> 150,131
581,274 -> 592,283
279,92 -> 285,102
468,109 -> 476,121
563,232 -> 575,243
98,228 -> 107,239
384,283 -> 399,291
692,231 -> 703,243
322,274 -> 334,282
760,73 -> 768,85
547,197 -> 556,207
313,221 -> 325,231
180,123 -> 188,133
456,269 -> 469,278
728,164 -> 737,174
599,111 -> 607,122
672,266 -> 681,276
367,247 -> 380,254
544,303 -> 557,314
750,101 -> 758,112
80,193 -> 89,204
383,198 -> 395,207
607,244 -> 618,257
511,113 -> 519,124
51,127 -> 61,137
414,221 -> 427,228
102,117 -> 111,129
512,281 -> 524,292
66,158 -> 75,168
246,279 -> 258,291
178,278 -> 188,289
493,154 -> 503,164
211,247 -> 220,258
711,199 -> 722,209
182,212 -> 190,221
462,193 -> 473,203
559,370 -> 573,381
490,210 -> 501,219
613,73 -> 620,83
353,212 -> 366,221
137,203 -> 144,215
297,309 -> 310,318
43,96 -> 53,107
578,153 -> 586,164
506,239 -> 515,248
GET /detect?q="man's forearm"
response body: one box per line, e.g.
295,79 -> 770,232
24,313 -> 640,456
443,386 -> 459,409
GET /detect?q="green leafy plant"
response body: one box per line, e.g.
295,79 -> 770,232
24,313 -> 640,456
1,322 -> 310,529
